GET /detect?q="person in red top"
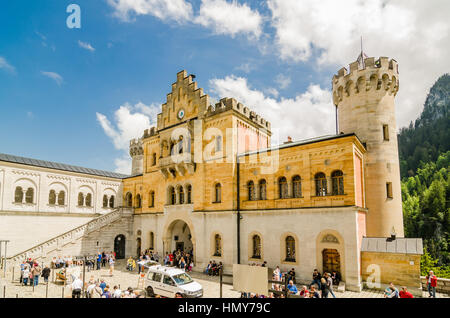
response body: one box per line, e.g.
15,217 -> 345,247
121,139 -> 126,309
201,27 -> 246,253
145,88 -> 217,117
399,286 -> 414,298
426,270 -> 438,298
169,253 -> 174,266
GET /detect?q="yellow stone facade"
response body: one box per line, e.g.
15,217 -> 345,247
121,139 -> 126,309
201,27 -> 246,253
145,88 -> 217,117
121,57 -> 407,292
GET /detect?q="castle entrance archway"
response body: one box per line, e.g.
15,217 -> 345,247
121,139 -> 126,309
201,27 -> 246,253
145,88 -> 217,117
163,219 -> 195,260
114,234 -> 126,259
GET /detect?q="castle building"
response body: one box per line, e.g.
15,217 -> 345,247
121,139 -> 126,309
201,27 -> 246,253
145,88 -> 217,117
121,57 -> 405,292
2,55 -> 423,293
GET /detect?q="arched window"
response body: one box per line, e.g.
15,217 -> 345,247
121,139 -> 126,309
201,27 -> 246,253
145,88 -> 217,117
247,181 -> 255,201
258,179 -> 267,200
169,186 -> 176,205
214,183 -> 222,203
25,188 -> 34,204
278,177 -> 288,199
49,190 -> 56,205
315,172 -> 327,196
85,193 -> 92,207
136,194 -> 142,208
149,191 -> 155,207
178,186 -> 184,204
58,191 -> 65,206
331,170 -> 344,195
178,139 -> 183,154
109,195 -> 115,208
103,195 -> 108,208
186,185 -> 192,204
214,234 -> 222,257
78,193 -> 84,206
149,232 -> 154,250
126,192 -> 132,207
216,135 -> 222,152
285,236 -> 296,262
252,235 -> 261,259
14,186 -> 23,203
292,175 -> 302,198
152,153 -> 157,166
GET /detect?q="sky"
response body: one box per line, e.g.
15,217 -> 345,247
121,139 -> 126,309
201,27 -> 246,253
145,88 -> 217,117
0,0 -> 449,174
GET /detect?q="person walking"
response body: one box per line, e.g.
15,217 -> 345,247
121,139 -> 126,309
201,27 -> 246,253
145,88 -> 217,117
109,256 -> 115,276
320,274 -> 328,298
309,269 -> 322,290
325,273 -> 336,298
426,270 -> 438,298
42,265 -> 51,283
96,252 -> 102,270
22,265 -> 30,286
101,251 -> 107,267
71,276 -> 83,298
32,264 -> 42,286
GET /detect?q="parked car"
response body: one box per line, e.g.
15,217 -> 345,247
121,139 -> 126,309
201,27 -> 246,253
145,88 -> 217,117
145,265 -> 203,298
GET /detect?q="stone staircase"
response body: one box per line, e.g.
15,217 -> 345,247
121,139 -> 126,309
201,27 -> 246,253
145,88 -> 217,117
7,207 -> 134,266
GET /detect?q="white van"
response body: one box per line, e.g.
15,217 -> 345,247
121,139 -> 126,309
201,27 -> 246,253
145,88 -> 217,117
145,265 -> 203,298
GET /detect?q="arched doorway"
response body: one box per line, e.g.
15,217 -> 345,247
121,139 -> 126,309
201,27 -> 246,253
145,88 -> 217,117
322,249 -> 341,274
164,220 -> 194,256
114,235 -> 126,259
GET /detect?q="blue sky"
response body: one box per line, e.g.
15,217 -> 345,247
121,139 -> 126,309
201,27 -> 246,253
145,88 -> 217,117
1,0 -> 448,174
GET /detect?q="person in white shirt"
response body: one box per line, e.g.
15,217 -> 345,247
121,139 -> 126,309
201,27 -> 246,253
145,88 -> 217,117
109,257 -> 115,276
22,267 -> 30,286
71,276 -> 83,298
113,286 -> 122,298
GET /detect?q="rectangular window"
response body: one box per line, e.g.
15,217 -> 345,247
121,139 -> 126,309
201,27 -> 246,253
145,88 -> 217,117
383,125 -> 389,141
386,182 -> 393,199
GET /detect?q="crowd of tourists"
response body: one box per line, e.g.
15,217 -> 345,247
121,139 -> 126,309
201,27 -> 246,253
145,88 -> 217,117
163,250 -> 194,272
204,260 -> 223,276
19,259 -> 51,286
70,275 -> 144,298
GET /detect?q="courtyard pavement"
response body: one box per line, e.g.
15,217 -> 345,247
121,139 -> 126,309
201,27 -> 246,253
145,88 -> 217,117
0,261 -> 447,298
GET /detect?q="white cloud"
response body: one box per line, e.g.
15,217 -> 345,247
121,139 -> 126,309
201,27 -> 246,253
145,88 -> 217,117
107,0 -> 262,39
96,102 -> 159,173
235,63 -> 253,73
0,57 -> 16,74
195,0 -> 263,38
275,73 -> 291,89
41,71 -> 64,86
209,75 -> 335,144
267,0 -> 450,128
107,0 -> 193,23
78,40 -> 96,52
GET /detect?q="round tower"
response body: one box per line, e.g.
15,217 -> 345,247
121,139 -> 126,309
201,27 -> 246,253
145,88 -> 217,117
332,56 -> 404,237
129,138 -> 144,176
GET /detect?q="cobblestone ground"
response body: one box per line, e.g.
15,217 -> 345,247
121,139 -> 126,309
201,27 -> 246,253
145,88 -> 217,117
0,261 -> 447,298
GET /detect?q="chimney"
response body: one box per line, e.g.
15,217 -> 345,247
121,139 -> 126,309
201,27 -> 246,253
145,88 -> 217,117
284,136 -> 293,144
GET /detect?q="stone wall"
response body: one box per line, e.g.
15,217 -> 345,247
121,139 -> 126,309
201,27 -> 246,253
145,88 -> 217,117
361,251 -> 422,295
421,276 -> 450,295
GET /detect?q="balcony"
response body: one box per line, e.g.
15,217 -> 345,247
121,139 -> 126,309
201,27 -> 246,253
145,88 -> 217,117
159,152 -> 195,178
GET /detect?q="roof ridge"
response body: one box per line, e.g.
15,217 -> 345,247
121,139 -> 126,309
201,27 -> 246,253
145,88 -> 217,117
0,152 -> 129,179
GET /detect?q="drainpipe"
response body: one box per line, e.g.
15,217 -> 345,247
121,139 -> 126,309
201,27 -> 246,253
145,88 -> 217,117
237,156 -> 241,264
236,126 -> 241,265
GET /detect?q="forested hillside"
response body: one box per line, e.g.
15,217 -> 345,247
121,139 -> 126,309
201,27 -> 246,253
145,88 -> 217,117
398,74 -> 450,179
398,74 -> 450,277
